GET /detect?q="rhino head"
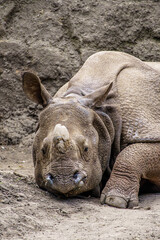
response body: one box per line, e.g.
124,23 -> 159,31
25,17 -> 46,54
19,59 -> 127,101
22,72 -> 114,197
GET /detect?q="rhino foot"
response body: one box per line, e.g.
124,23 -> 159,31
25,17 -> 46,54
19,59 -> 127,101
100,193 -> 138,209
100,194 -> 127,208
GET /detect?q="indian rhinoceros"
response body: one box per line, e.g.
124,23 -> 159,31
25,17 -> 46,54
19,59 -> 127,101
22,51 -> 160,208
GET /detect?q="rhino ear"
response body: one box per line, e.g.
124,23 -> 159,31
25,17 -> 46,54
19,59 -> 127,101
22,72 -> 52,107
81,82 -> 113,108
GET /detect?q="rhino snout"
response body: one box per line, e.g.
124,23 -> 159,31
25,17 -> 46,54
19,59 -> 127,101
73,171 -> 87,187
45,171 -> 87,195
46,173 -> 54,186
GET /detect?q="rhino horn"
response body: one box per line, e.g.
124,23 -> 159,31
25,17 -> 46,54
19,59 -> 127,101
53,124 -> 70,141
53,124 -> 70,153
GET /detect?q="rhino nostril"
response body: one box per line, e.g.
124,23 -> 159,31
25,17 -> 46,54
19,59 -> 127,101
73,171 -> 79,180
46,173 -> 54,185
73,171 -> 87,186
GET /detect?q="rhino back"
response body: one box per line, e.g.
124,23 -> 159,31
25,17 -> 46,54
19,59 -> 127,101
117,63 -> 160,145
68,51 -> 139,95
55,51 -> 160,145
145,62 -> 160,73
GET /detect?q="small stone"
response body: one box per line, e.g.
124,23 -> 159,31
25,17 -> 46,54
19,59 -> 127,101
17,198 -> 22,202
1,199 -> 10,204
133,206 -> 141,210
18,193 -> 25,198
144,206 -> 151,210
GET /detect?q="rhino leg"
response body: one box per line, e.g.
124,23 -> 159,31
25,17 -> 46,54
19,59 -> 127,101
100,143 -> 160,208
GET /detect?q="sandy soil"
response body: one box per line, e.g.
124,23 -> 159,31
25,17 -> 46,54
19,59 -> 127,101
0,145 -> 160,240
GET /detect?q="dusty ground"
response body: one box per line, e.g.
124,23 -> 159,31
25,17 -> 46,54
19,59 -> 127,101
0,145 -> 160,240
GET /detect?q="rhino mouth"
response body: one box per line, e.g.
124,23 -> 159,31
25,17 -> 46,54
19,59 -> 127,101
44,172 -> 88,198
46,185 -> 87,198
64,177 -> 87,197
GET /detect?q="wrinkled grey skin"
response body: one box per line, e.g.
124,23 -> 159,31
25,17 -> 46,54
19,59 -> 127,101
22,51 -> 160,208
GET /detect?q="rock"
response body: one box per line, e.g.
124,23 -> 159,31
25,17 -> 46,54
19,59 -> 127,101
1,199 -> 10,204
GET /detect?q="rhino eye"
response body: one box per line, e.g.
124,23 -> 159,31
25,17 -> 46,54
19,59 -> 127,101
41,146 -> 47,156
84,147 -> 88,152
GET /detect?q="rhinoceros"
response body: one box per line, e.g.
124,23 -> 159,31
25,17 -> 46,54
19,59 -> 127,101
22,51 -> 160,208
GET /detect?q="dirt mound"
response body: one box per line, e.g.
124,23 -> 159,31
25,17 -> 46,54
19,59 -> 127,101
1,0 -> 160,145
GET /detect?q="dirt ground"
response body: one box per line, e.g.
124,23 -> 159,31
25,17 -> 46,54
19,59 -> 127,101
0,145 -> 160,240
